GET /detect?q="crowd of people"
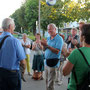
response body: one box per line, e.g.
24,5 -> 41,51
0,17 -> 90,90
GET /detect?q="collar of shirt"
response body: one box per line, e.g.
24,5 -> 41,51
1,31 -> 13,37
49,34 -> 59,41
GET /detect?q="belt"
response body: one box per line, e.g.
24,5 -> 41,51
0,68 -> 17,73
9,70 -> 17,72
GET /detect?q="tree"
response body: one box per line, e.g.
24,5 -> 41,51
41,0 -> 90,32
10,9 -> 21,33
10,4 -> 28,33
25,0 -> 38,35
41,0 -> 72,32
63,0 -> 90,21
17,5 -> 28,31
10,0 -> 90,35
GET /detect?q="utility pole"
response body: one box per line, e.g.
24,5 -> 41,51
38,0 -> 41,34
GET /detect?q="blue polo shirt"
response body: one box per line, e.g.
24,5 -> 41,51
45,34 -> 63,67
0,32 -> 26,70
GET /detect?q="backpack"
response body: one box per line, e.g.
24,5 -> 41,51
73,48 -> 90,90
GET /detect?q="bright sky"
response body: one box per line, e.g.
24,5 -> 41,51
0,0 -> 23,27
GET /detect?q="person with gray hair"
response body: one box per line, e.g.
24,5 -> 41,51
47,23 -> 57,30
2,18 -> 15,33
65,28 -> 80,50
41,23 -> 63,90
21,33 -> 31,81
0,18 -> 26,90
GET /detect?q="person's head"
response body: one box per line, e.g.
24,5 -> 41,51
35,33 -> 41,40
2,18 -> 15,34
47,23 -> 57,36
71,28 -> 77,36
22,33 -> 27,41
80,24 -> 90,44
79,21 -> 85,31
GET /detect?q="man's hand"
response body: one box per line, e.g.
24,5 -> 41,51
71,39 -> 78,46
68,36 -> 72,41
41,38 -> 48,47
22,44 -> 30,48
41,38 -> 60,54
32,44 -> 36,50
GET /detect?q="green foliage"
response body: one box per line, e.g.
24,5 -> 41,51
10,0 -> 90,36
41,0 -> 65,30
13,34 -> 18,38
25,0 -> 38,34
10,9 -> 21,33
41,0 -> 90,31
17,5 -> 28,30
10,0 -> 38,34
28,33 -> 35,41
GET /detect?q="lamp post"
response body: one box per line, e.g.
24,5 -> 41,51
38,0 -> 41,34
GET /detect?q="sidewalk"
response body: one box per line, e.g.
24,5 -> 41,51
22,74 -> 68,90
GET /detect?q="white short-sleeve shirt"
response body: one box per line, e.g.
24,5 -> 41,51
21,39 -> 31,54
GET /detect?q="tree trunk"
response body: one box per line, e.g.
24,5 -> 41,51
33,29 -> 36,35
32,25 -> 36,35
58,26 -> 59,33
43,30 -> 45,37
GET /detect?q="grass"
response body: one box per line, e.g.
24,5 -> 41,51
28,35 -> 35,41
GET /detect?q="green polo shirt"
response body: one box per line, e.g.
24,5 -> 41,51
67,47 -> 90,90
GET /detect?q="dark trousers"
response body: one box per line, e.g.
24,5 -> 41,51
0,68 -> 21,90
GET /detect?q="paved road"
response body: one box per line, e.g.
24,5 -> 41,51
22,50 -> 68,90
22,74 -> 68,90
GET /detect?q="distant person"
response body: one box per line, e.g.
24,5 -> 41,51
65,28 -> 79,50
56,34 -> 67,85
21,33 -> 31,76
0,18 -> 26,90
63,24 -> 90,90
41,23 -> 63,90
79,21 -> 85,31
32,33 -> 44,80
78,21 -> 85,47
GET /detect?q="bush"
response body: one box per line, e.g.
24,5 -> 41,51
28,34 -> 35,41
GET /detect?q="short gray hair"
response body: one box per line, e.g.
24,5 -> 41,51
22,33 -> 27,37
47,23 -> 57,29
2,18 -> 15,30
71,28 -> 77,31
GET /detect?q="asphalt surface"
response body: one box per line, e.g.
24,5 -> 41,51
22,74 -> 68,90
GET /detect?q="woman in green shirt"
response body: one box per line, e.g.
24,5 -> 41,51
63,24 -> 90,90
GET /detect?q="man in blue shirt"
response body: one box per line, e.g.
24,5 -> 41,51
0,18 -> 26,90
41,23 -> 63,90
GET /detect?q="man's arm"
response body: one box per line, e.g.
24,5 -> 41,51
22,44 -> 31,48
63,60 -> 74,76
20,59 -> 26,71
46,45 -> 60,54
65,36 -> 71,44
41,39 -> 60,54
